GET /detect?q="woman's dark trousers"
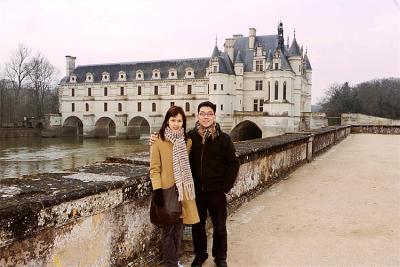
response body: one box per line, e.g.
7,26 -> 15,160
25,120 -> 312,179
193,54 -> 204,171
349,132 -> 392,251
162,219 -> 184,267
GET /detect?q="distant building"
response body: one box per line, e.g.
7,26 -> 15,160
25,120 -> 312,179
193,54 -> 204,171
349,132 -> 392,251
58,22 -> 312,140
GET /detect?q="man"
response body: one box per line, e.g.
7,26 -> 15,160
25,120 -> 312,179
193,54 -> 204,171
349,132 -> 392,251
151,101 -> 239,267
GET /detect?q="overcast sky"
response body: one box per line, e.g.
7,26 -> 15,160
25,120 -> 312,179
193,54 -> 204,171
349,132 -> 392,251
0,0 -> 399,104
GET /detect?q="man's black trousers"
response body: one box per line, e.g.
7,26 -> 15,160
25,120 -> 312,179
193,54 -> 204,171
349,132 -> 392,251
192,190 -> 227,261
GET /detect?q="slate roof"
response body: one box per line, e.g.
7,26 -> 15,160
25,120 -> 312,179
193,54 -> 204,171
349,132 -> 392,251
62,57 -> 210,84
304,53 -> 312,70
288,38 -> 302,57
234,50 -> 243,64
266,49 -> 293,71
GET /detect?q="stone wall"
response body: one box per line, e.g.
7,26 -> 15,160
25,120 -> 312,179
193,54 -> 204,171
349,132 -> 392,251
0,126 -> 350,266
0,128 -> 41,138
351,125 -> 400,134
341,113 -> 400,126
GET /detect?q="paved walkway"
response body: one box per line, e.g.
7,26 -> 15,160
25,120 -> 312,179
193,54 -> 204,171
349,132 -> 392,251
182,134 -> 400,267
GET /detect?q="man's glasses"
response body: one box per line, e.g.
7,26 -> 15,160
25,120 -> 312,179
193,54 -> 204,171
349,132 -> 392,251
199,112 -> 214,117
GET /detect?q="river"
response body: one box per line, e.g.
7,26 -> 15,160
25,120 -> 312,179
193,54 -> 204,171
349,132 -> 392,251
0,137 -> 149,179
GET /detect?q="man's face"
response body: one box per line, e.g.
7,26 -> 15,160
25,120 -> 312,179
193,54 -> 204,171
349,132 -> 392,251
197,106 -> 215,128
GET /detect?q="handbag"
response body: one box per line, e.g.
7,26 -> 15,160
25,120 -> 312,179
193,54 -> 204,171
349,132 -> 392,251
150,185 -> 182,227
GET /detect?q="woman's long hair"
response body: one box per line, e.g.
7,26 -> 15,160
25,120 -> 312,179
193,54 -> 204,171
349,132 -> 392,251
159,106 -> 188,141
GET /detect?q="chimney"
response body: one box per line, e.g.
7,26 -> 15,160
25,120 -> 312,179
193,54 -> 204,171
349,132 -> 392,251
233,34 -> 243,39
65,55 -> 76,76
224,38 -> 235,62
249,28 -> 256,49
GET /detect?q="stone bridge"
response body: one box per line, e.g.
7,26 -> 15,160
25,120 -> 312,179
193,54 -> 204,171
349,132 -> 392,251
0,125 -> 399,266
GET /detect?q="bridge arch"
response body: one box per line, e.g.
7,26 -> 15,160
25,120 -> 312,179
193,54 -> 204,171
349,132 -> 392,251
63,116 -> 83,136
128,116 -> 150,139
231,120 -> 262,142
95,117 -> 116,138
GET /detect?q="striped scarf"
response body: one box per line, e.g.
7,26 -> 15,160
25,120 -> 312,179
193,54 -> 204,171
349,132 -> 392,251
164,126 -> 196,201
196,121 -> 218,144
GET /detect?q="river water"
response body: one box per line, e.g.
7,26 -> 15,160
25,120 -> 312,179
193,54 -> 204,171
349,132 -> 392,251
0,137 -> 149,179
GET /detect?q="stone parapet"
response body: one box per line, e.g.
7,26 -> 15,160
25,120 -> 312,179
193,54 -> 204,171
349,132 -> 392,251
0,126 -> 351,266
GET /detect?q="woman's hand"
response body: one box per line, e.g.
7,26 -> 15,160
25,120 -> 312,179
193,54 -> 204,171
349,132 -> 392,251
152,188 -> 164,207
149,132 -> 159,146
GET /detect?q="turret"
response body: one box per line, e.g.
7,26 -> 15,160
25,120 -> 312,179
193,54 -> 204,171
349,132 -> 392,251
288,33 -> 302,75
234,51 -> 244,75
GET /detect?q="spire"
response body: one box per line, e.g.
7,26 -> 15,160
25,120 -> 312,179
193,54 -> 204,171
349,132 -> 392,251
277,21 -> 284,50
301,45 -> 304,56
234,50 -> 243,64
211,37 -> 220,58
286,35 -> 290,49
304,48 -> 312,70
288,36 -> 301,57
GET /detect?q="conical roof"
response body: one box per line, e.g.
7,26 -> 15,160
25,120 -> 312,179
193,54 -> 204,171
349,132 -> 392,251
288,38 -> 301,57
211,44 -> 220,58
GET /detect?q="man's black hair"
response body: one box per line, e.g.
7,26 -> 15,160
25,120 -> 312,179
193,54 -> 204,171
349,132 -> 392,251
197,101 -> 216,113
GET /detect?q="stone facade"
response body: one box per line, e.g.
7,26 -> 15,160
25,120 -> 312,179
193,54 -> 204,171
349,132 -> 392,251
57,22 -> 312,139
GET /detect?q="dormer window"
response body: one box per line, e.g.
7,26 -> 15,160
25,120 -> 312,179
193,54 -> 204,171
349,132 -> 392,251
86,73 -> 93,82
168,68 -> 177,79
102,72 -> 110,82
70,74 -> 77,83
185,68 -> 194,79
152,69 -> 160,79
255,60 -> 264,71
255,45 -> 264,57
136,70 -> 144,80
118,71 -> 126,81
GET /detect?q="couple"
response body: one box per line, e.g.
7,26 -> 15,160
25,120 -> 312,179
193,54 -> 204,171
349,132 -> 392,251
149,101 -> 240,267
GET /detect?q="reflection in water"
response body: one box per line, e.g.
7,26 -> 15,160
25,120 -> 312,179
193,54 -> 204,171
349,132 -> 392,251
0,137 -> 149,179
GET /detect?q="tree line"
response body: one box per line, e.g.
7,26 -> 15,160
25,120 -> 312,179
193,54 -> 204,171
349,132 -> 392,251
0,44 -> 59,127
318,78 -> 400,119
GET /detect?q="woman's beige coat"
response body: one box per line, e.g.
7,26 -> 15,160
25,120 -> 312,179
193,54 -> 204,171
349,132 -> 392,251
150,137 -> 200,225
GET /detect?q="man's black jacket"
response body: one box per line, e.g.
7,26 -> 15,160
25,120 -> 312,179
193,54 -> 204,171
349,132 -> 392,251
188,126 -> 240,193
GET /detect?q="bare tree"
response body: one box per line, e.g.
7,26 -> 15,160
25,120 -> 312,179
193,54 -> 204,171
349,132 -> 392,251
4,43 -> 31,125
27,53 -> 58,119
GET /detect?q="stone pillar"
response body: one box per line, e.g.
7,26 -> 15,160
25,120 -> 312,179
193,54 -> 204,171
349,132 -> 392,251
83,114 -> 95,138
307,134 -> 314,163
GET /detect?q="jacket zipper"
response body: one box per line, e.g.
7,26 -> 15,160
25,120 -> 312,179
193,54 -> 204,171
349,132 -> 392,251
200,139 -> 205,191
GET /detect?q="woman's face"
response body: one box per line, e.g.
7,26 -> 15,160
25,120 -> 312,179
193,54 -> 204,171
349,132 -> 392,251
168,113 -> 184,132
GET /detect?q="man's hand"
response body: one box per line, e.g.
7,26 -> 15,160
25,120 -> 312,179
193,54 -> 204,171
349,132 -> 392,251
152,188 -> 164,207
149,132 -> 159,146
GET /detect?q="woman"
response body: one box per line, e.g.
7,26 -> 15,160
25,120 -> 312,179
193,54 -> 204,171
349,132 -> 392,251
150,106 -> 199,267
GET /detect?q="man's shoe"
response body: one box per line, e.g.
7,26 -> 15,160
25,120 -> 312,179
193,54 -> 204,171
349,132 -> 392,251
213,258 -> 228,267
191,254 -> 208,267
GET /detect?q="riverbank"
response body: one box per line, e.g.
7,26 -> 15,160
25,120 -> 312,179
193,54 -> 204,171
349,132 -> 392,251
0,128 -> 41,138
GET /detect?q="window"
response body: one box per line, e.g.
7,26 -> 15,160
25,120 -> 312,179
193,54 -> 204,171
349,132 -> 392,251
221,104 -> 224,111
120,74 -> 124,79
120,87 -> 124,96
213,66 -> 217,72
104,103 -> 108,111
255,80 -> 263,91
71,88 -> 75,97
171,85 -> 175,95
152,103 -> 156,112
275,63 -> 279,70
104,87 -> 108,96
171,72 -> 175,77
283,82 -> 287,100
138,102 -> 142,112
187,84 -> 192,94
185,102 -> 190,112
85,103 -> 89,112
268,82 -> 270,100
170,102 -> 175,107
154,86 -> 158,95
118,103 -> 122,112
88,88 -> 91,96
188,71 -> 192,76
256,60 -> 263,71
275,81 -> 279,100
138,86 -> 142,95
253,99 -> 263,111
213,84 -> 217,91
72,103 -> 75,112
155,73 -> 158,78
221,84 -> 223,91
138,73 -> 142,78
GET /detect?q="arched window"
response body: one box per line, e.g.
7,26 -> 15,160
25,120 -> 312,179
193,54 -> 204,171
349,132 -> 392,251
274,81 -> 279,100
152,103 -> 156,112
185,102 -> 190,112
118,103 -> 122,112
85,103 -> 89,112
283,82 -> 287,100
71,88 -> 75,97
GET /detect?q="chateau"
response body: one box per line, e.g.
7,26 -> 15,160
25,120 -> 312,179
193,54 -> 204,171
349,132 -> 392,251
58,23 -> 313,140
